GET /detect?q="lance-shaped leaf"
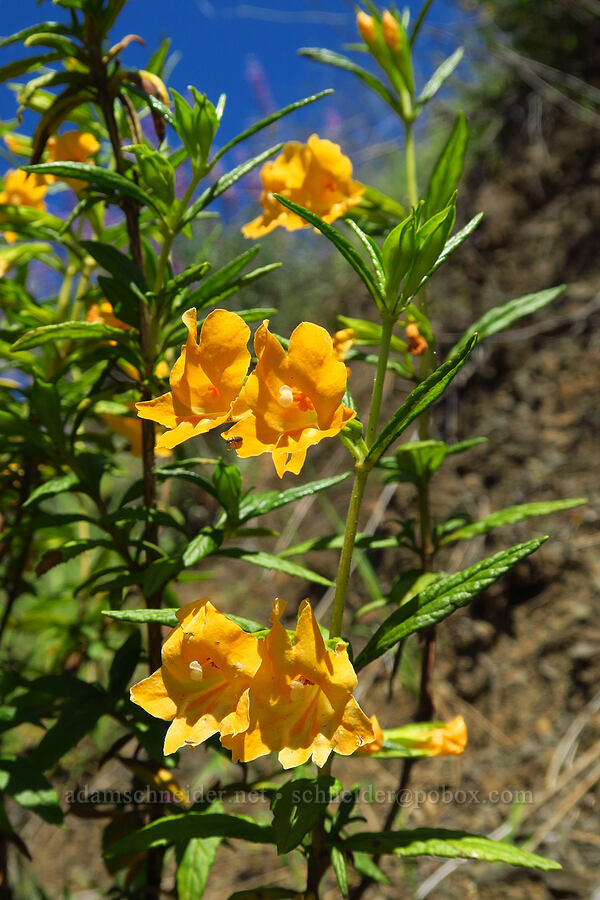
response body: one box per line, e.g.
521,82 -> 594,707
176,834 -> 221,900
366,336 -> 476,466
105,813 -> 274,858
272,194 -> 386,309
450,285 -> 566,356
10,321 -> 129,352
80,240 -> 147,292
236,472 -> 350,525
299,47 -> 400,112
0,53 -> 61,83
355,537 -> 546,670
210,89 -> 332,165
0,22 -> 75,48
0,757 -> 63,825
102,608 -> 263,633
23,474 -> 79,508
341,828 -> 561,870
417,212 -> 483,292
216,549 -> 334,587
271,775 -> 342,854
22,162 -> 163,214
418,47 -> 464,106
440,498 -> 587,545
423,113 -> 468,219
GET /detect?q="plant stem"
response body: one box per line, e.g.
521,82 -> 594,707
405,122 -> 418,210
329,316 -> 395,640
154,168 -> 203,296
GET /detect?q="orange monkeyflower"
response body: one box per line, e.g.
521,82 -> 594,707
222,320 -> 355,477
130,599 -> 262,755
405,321 -> 428,356
221,599 -> 375,769
381,10 -> 400,51
136,308 -> 251,450
46,130 -> 100,191
0,169 -> 47,243
356,10 -> 376,44
242,134 -> 364,239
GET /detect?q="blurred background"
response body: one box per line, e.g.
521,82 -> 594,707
1,1 -> 599,898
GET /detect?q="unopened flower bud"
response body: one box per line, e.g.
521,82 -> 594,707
406,322 -> 428,356
381,10 -> 400,51
356,10 -> 376,44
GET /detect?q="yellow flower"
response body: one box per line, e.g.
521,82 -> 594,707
130,599 -> 262,755
222,320 -> 355,477
381,10 -> 400,51
0,169 -> 47,243
46,130 -> 100,191
356,10 -> 376,44
221,599 -> 375,769
136,308 -> 251,450
242,134 -> 364,238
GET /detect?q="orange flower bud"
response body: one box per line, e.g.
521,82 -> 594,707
381,10 -> 400,51
406,321 -> 428,355
356,10 -> 376,44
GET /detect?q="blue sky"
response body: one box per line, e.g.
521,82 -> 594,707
0,0 -> 466,151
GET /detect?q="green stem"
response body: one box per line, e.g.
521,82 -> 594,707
405,122 -> 418,210
329,316 -> 395,640
154,167 -> 204,296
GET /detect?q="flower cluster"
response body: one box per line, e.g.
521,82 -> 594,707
136,308 -> 355,477
130,598 -> 376,768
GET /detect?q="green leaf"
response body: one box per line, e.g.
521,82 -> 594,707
355,537 -> 546,670
23,473 -> 79,508
345,219 -> 386,289
29,687 -> 107,771
211,89 -> 332,165
0,53 -> 61,84
366,336 -> 476,465
271,775 -> 341,854
440,498 -> 587,545
450,286 -> 566,356
216,549 -> 333,587
80,239 -> 147,292
418,47 -> 464,105
341,828 -> 561,870
182,529 -> 222,568
382,215 -> 415,299
351,851 -> 389,885
424,114 -> 468,219
184,246 -> 260,306
102,608 -> 179,627
0,22 -> 74,48
105,813 -> 274,858
10,320 -> 130,352
155,466 -> 218,499
299,47 -> 400,112
108,631 -> 142,696
272,194 -> 385,309
402,203 -> 456,300
213,461 -> 242,525
417,212 -> 483,292
184,144 -> 283,224
331,846 -> 349,897
22,163 -> 163,214
0,757 -> 63,825
237,472 -> 350,525
176,834 -> 222,900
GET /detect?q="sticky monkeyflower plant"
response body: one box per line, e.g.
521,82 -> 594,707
0,1 -> 583,899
